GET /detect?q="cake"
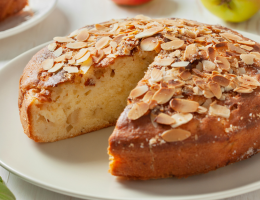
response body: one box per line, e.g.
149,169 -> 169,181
19,16 -> 260,179
0,0 -> 28,21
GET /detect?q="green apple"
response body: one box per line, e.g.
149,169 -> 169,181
201,0 -> 260,22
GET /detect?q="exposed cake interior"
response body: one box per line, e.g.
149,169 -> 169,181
27,50 -> 156,142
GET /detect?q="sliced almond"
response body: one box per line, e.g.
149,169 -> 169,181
149,99 -> 158,109
53,37 -> 74,43
80,66 -> 91,74
179,70 -> 191,80
151,68 -> 163,82
208,47 -> 217,62
130,85 -> 149,99
48,43 -> 57,52
170,99 -> 199,113
41,59 -> 54,70
234,87 -> 253,93
152,88 -> 175,104
103,46 -> 112,54
66,42 -> 88,49
238,74 -> 260,86
76,28 -> 89,42
197,106 -> 207,114
216,56 -> 230,71
237,40 -> 255,46
250,52 -> 260,60
227,43 -> 247,54
240,54 -> 256,65
141,37 -> 159,51
95,37 -> 111,49
164,33 -> 177,41
212,75 -> 230,87
154,58 -> 174,66
63,66 -> 79,73
184,44 -> 197,61
171,113 -> 193,128
193,86 -> 203,95
112,34 -> 124,44
54,55 -> 66,62
209,102 -> 230,118
92,50 -> 105,63
143,91 -> 154,103
128,102 -> 149,120
168,80 -> 185,88
109,23 -> 119,33
135,27 -> 163,39
48,63 -> 64,73
53,47 -> 63,57
208,81 -> 222,99
161,40 -> 184,50
161,129 -> 191,142
77,52 -> 91,64
202,98 -> 212,109
65,51 -> 73,59
95,24 -> 107,31
202,60 -> 215,72
220,33 -> 242,41
74,48 -> 88,60
68,29 -> 80,38
240,45 -> 253,51
68,58 -> 76,65
171,61 -> 190,67
169,50 -> 181,58
155,113 -> 176,125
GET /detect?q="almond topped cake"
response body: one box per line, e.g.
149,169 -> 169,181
0,0 -> 28,21
19,15 -> 260,179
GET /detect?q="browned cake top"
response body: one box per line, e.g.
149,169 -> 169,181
20,16 -> 260,143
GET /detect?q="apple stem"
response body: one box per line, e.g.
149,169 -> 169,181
220,0 -> 232,9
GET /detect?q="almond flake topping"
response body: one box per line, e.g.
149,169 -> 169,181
171,113 -> 193,128
152,88 -> 175,104
208,81 -> 222,99
168,80 -> 185,88
95,37 -> 111,49
141,37 -> 159,51
76,28 -> 90,42
135,27 -> 163,39
234,87 -> 253,93
240,45 -> 253,51
128,102 -> 149,120
151,68 -> 163,82
48,43 -> 57,52
208,47 -> 217,62
170,99 -> 199,113
143,91 -> 154,103
184,44 -> 197,61
161,40 -> 184,50
63,66 -> 79,73
237,40 -> 255,46
48,63 -> 64,73
155,113 -> 176,125
216,56 -> 230,71
53,37 -> 74,43
74,48 -> 88,60
161,129 -> 191,142
154,58 -> 174,66
171,61 -> 190,67
92,50 -> 105,63
109,23 -> 119,33
130,85 -> 149,99
209,102 -> 230,118
202,60 -> 215,72
197,106 -> 207,114
220,33 -> 242,41
54,55 -> 66,62
240,54 -> 256,65
212,75 -> 230,87
77,52 -> 91,64
41,59 -> 54,70
66,42 -> 88,49
53,47 -> 63,57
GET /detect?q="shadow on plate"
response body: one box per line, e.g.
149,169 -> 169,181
34,126 -> 114,164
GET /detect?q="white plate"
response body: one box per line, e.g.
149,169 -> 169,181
1,32 -> 260,200
0,0 -> 57,40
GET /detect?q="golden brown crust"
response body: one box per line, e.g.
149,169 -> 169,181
109,88 -> 260,179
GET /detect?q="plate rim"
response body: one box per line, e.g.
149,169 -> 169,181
0,0 -> 57,40
1,30 -> 260,200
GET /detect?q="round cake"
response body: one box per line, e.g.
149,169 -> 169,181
19,15 -> 260,179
